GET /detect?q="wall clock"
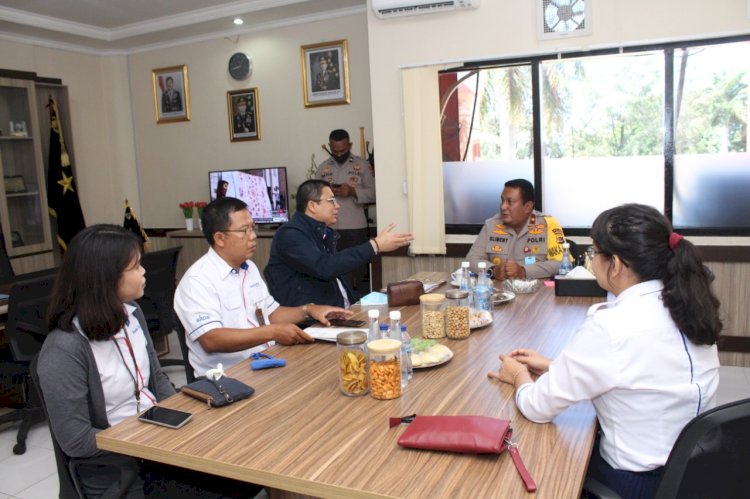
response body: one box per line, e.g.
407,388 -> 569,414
228,52 -> 252,80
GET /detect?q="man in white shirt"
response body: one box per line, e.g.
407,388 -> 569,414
174,197 -> 350,377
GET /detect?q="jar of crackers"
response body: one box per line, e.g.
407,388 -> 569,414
367,338 -> 402,400
420,293 -> 446,339
337,331 -> 369,397
445,289 -> 470,339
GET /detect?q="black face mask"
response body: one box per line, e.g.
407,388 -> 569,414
331,151 -> 350,164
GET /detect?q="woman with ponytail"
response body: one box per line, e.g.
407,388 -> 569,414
488,204 -> 721,499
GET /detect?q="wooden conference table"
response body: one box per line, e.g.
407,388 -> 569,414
97,273 -> 602,498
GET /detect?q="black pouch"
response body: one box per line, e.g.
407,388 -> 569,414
181,377 -> 254,408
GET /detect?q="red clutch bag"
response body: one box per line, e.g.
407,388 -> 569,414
389,414 -> 537,492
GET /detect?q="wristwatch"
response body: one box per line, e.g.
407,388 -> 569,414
302,303 -> 314,319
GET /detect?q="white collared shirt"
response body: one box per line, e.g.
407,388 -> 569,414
174,247 -> 280,377
515,280 -> 719,471
85,304 -> 156,425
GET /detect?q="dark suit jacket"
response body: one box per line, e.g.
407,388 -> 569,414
265,212 -> 375,307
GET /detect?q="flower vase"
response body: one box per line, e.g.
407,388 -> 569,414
198,218 -> 203,232
185,218 -> 194,231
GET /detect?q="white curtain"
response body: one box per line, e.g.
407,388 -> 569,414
401,66 -> 446,254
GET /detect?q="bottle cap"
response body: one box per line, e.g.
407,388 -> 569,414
379,324 -> 389,330
478,262 -> 487,269
563,242 -> 570,249
400,325 -> 407,331
461,261 -> 470,268
368,309 -> 379,318
389,310 -> 401,320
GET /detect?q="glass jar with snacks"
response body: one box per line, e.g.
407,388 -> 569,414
445,289 -> 470,339
337,331 -> 369,397
367,338 -> 402,400
420,293 -> 446,339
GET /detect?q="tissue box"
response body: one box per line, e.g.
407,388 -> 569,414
554,276 -> 607,297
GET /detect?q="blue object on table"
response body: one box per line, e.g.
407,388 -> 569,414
250,352 -> 287,370
0,293 -> 9,300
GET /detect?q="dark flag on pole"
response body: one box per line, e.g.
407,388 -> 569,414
123,199 -> 149,246
47,98 -> 85,252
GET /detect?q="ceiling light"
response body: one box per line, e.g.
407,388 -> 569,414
233,18 -> 244,25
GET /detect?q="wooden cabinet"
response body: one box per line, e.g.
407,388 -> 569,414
0,77 -> 52,258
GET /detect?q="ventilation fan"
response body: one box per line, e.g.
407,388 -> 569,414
537,0 -> 591,40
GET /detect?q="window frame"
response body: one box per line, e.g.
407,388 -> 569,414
443,34 -> 750,237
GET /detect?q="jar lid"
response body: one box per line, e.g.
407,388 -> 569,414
367,338 -> 401,354
420,293 -> 445,303
336,330 -> 367,345
445,289 -> 469,299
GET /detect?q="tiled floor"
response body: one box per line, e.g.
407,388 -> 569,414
2,336 -> 749,498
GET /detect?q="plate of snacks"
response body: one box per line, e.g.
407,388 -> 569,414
503,278 -> 540,294
469,309 -> 493,329
410,338 -> 453,368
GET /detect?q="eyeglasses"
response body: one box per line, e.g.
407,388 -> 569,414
314,197 -> 338,205
222,225 -> 256,237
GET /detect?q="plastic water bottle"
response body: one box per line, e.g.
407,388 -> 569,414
559,242 -> 573,275
400,324 -> 413,385
459,261 -> 471,291
367,309 -> 380,343
389,310 -> 401,341
379,323 -> 389,338
474,262 -> 493,312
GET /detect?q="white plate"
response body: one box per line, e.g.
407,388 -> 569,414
469,310 -> 493,329
412,347 -> 454,369
492,290 -> 515,305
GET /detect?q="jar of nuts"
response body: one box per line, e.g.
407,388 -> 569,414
445,289 -> 470,339
420,293 -> 446,339
337,330 -> 369,397
367,338 -> 402,400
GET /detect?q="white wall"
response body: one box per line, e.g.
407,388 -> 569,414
127,14 -> 372,227
366,0 -> 750,233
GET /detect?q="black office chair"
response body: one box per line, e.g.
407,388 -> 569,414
173,317 -> 196,384
135,247 -> 188,374
583,396 -> 750,499
30,358 -> 140,499
0,269 -> 57,454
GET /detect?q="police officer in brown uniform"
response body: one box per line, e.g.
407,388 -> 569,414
315,129 -> 375,295
466,179 -> 567,280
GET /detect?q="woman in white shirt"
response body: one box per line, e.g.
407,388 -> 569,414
38,225 -> 258,498
488,204 -> 722,499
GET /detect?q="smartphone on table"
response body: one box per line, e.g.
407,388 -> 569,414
328,318 -> 366,328
138,406 -> 192,429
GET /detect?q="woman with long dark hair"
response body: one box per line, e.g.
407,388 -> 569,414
489,204 -> 721,499
38,225 -> 257,498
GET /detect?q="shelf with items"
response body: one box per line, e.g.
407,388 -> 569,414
0,77 -> 52,258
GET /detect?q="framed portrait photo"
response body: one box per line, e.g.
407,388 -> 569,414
227,88 -> 261,142
300,39 -> 351,108
152,65 -> 191,124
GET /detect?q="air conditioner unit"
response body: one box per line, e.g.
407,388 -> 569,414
372,0 -> 480,19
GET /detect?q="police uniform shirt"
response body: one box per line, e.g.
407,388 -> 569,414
466,210 -> 566,279
315,154 -> 375,231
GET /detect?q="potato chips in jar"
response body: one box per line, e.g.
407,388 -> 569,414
336,330 -> 369,396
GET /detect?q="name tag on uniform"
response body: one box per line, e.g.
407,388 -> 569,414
524,256 -> 537,265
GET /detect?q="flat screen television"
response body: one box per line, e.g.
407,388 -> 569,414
208,167 -> 289,225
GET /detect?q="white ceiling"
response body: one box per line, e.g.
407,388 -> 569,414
0,0 -> 368,54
